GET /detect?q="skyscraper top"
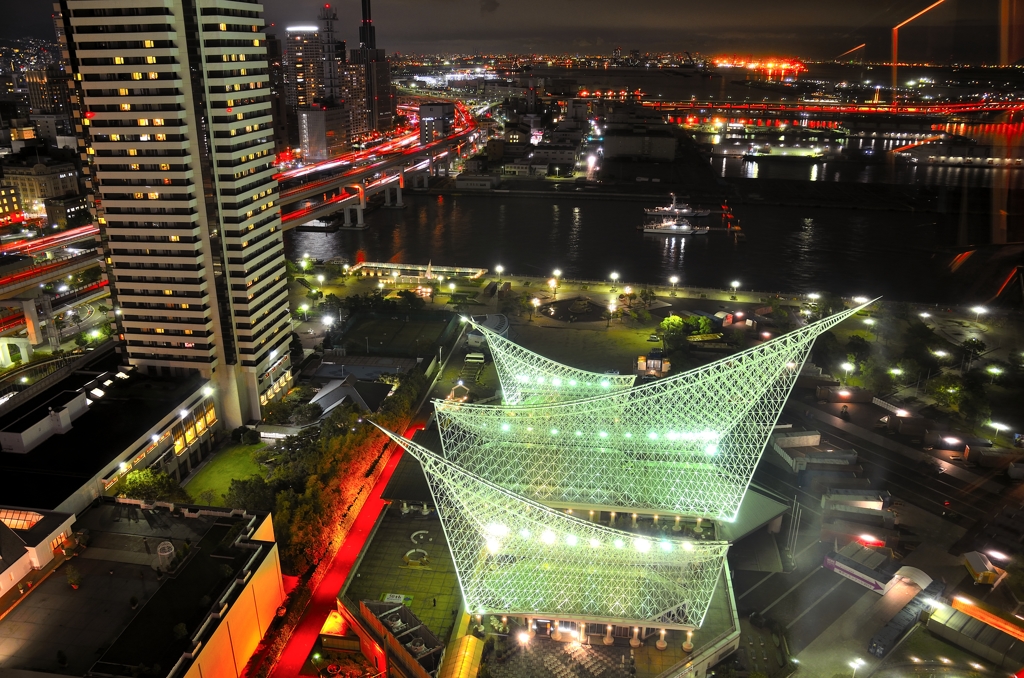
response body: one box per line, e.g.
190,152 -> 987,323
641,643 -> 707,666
359,0 -> 375,49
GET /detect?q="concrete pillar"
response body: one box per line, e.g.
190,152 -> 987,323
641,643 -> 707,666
21,299 -> 42,345
526,617 -> 535,637
631,513 -> 638,529
656,629 -> 667,651
395,184 -> 404,207
673,516 -> 682,532
603,624 -> 614,645
551,619 -> 562,641
384,186 -> 392,206
630,626 -> 641,648
356,205 -> 364,226
683,629 -> 694,653
343,206 -> 352,227
0,343 -> 10,367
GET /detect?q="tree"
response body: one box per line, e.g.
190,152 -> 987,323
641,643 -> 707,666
242,429 -> 261,445
812,331 -> 844,370
926,373 -> 963,409
224,476 -> 277,513
846,335 -> 872,363
862,357 -> 894,395
960,390 -> 991,427
638,288 -> 655,307
121,468 -> 191,503
960,338 -> 987,360
290,403 -> 323,425
396,289 -> 425,311
816,293 -> 846,317
172,623 -> 188,640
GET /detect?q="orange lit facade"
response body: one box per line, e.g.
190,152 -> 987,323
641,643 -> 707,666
951,596 -> 1024,643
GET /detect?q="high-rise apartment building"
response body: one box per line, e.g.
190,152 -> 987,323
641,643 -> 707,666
56,0 -> 292,427
284,26 -> 322,110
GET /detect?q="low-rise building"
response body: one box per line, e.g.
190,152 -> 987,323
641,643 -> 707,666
44,193 -> 89,228
0,185 -> 23,226
602,126 -> 677,161
0,155 -> 78,203
0,349 -> 220,516
419,101 -> 455,145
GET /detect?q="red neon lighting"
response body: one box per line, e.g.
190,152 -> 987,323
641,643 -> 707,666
226,107 -> 233,113
85,111 -> 96,119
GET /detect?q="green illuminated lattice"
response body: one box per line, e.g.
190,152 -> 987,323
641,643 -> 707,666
374,425 -> 729,629
437,304 -> 869,521
465,318 -> 635,404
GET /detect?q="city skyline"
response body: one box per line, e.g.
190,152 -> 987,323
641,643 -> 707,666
1,0 -> 1004,62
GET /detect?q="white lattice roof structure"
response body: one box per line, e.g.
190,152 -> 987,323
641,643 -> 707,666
463,318 -> 635,404
438,304 -> 868,521
374,425 -> 729,629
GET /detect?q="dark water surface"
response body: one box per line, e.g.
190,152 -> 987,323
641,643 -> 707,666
285,194 -> 958,302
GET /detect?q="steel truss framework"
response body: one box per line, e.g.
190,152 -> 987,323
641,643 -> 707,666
374,424 -> 729,629
465,319 -> 635,404
439,304 -> 869,521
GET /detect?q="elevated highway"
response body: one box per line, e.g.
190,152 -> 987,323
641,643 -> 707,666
277,102 -> 479,229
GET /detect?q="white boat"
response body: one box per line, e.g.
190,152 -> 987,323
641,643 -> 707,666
644,193 -> 711,218
641,218 -> 709,235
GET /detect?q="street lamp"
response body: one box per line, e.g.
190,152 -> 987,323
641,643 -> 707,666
495,264 -> 504,283
610,272 -> 619,290
553,268 -> 562,280
919,312 -> 930,318
300,304 -> 309,321
990,422 -> 1009,434
933,349 -> 948,358
391,270 -> 399,286
322,316 -> 334,328
607,303 -> 615,327
670,275 -> 679,288
841,362 -> 855,383
849,658 -> 865,678
730,280 -> 739,299
971,305 -> 986,323
548,278 -> 557,300
808,292 -> 820,300
316,274 -> 325,288
530,297 -> 540,321
988,365 -> 1003,383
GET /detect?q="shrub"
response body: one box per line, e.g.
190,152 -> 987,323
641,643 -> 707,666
65,564 -> 81,587
242,429 -> 261,445
172,623 -> 188,640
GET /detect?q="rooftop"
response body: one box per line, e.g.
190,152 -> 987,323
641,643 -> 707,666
0,353 -> 204,510
0,501 -> 273,678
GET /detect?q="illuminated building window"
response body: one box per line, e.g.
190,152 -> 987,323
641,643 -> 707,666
114,56 -> 124,64
148,192 -> 159,200
144,40 -> 154,48
118,88 -> 128,96
146,56 -> 156,64
131,72 -> 143,80
159,163 -> 170,170
148,72 -> 158,79
138,119 -> 149,126
127,148 -> 137,156
153,119 -> 164,126
120,103 -> 131,111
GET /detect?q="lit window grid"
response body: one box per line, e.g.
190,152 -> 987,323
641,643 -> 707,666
374,426 -> 729,630
438,303 -> 868,521
467,319 -> 635,404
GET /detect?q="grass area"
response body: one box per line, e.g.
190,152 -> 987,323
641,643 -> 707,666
340,316 -> 448,355
98,522 -> 248,676
513,321 -> 660,374
184,442 -> 264,506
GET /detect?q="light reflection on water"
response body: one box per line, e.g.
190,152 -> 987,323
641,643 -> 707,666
285,195 -> 956,302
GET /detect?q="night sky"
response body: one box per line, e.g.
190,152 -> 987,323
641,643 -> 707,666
2,0 -> 1001,62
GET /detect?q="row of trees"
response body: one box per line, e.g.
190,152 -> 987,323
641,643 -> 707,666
226,370 -> 429,574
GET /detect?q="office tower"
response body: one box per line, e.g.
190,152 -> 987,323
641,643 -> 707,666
418,102 -> 454,145
265,33 -> 291,153
56,0 -> 292,428
318,4 -> 347,104
284,25 -> 323,110
26,65 -> 74,116
350,0 -> 394,132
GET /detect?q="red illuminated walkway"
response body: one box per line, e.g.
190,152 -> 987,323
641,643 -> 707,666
267,444 -> 406,678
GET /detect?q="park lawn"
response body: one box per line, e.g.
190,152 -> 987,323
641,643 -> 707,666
185,442 -> 264,506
